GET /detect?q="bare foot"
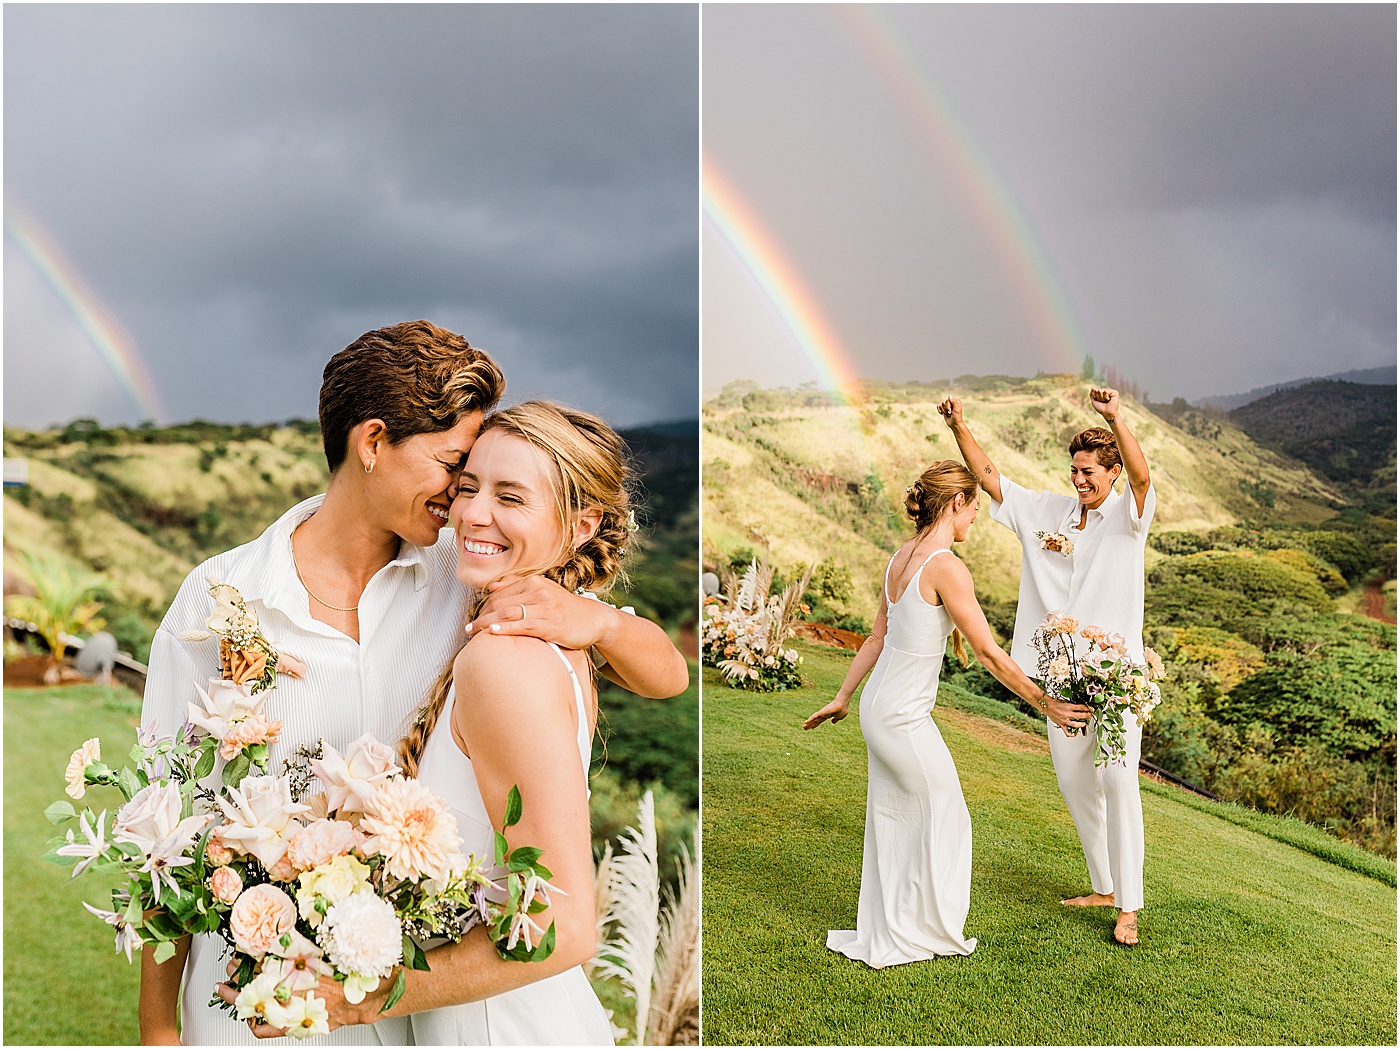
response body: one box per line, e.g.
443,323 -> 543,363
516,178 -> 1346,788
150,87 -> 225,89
1114,910 -> 1139,945
1061,891 -> 1115,907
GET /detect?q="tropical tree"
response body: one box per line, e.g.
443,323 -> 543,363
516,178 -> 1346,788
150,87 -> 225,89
4,551 -> 107,682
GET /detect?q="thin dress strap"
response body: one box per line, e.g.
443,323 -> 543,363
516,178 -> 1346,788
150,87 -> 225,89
546,642 -> 592,786
883,555 -> 898,607
917,548 -> 954,572
911,548 -> 955,606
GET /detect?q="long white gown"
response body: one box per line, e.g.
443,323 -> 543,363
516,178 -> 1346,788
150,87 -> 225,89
827,549 -> 978,967
409,642 -> 614,1045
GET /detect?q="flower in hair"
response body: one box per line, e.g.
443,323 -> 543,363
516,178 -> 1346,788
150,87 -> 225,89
904,484 -> 916,495
625,509 -> 640,534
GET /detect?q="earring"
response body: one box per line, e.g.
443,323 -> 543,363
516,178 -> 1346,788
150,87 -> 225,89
365,460 -> 375,474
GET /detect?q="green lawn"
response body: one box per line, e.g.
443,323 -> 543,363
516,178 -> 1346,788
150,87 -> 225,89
5,685 -> 145,1045
702,642 -> 1398,1046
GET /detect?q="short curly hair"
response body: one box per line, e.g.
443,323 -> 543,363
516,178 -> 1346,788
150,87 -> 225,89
1068,427 -> 1122,471
318,320 -> 505,473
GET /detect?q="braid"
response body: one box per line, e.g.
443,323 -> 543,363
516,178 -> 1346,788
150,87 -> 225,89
398,401 -> 634,777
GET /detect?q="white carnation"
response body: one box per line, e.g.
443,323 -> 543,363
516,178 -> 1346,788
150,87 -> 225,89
319,891 -> 402,979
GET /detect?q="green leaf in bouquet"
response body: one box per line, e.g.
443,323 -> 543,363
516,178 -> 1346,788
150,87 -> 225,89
221,752 -> 252,788
506,873 -> 522,910
232,953 -> 256,988
494,831 -> 509,866
44,800 -> 77,824
528,922 -> 556,963
122,892 -> 144,926
41,847 -> 77,866
153,941 -> 177,965
192,822 -> 217,881
116,767 -> 142,802
531,861 -> 553,881
401,935 -> 431,971
504,785 -> 523,828
506,846 -> 543,871
146,911 -> 184,940
193,745 -> 217,781
380,968 -> 407,1014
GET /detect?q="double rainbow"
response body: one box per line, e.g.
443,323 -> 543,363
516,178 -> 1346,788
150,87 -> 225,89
703,6 -> 1096,395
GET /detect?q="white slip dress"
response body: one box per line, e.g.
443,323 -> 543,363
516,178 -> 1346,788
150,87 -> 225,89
827,549 -> 978,967
409,642 -> 614,1046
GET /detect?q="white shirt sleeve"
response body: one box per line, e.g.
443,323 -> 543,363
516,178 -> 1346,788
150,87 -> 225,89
990,476 -> 1049,539
141,571 -> 222,737
1123,479 -> 1156,537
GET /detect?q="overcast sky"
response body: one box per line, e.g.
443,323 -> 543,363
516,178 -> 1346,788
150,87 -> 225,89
703,4 -> 1395,402
4,4 -> 697,429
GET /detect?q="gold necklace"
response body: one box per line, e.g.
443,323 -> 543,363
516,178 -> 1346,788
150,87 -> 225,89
291,530 -> 361,613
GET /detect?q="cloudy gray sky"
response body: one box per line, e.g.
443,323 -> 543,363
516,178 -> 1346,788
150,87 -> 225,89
703,4 -> 1395,402
4,4 -> 697,429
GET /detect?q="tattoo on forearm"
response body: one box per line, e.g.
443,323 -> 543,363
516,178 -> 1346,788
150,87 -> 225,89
983,466 -> 992,475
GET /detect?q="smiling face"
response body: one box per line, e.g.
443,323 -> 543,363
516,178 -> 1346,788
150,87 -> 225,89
370,411 -> 483,548
1070,450 -> 1121,509
450,428 -> 569,590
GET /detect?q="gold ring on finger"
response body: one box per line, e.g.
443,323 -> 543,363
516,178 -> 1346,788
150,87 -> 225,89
520,603 -> 528,620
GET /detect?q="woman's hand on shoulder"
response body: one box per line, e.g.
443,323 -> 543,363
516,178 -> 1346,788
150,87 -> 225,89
468,575 -> 612,650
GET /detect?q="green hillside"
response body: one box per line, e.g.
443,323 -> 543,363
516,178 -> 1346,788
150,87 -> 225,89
1227,380 -> 1397,513
702,644 -> 1397,1046
702,376 -> 1395,858
703,374 -> 1342,624
4,417 -> 698,662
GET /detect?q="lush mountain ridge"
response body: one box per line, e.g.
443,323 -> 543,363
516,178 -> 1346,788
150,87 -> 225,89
703,373 -> 1343,622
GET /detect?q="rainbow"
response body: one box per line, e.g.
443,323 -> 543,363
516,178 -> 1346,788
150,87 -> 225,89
838,5 -> 1091,375
703,157 -> 865,403
5,208 -> 166,421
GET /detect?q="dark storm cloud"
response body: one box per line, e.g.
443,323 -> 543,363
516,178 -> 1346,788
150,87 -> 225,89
4,4 -> 697,427
704,4 -> 1394,402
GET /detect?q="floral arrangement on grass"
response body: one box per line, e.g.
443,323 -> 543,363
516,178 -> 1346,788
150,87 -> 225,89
46,581 -> 557,1039
1032,611 -> 1167,766
701,555 -> 812,693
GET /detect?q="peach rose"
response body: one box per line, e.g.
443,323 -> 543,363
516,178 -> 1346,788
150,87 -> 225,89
229,884 -> 297,957
210,865 -> 243,904
267,853 -> 297,883
205,827 -> 234,868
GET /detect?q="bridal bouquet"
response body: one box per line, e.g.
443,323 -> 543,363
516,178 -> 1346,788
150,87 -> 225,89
46,582 -> 559,1038
1031,612 -> 1166,766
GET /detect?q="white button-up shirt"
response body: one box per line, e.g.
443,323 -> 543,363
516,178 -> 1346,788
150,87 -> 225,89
141,494 -> 470,1045
990,477 -> 1156,672
142,494 -> 470,757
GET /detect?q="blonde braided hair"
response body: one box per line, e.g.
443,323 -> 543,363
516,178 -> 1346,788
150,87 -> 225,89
398,401 -> 635,776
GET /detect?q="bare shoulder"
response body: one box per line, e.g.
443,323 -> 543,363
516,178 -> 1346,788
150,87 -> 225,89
921,549 -> 973,600
454,633 -> 575,717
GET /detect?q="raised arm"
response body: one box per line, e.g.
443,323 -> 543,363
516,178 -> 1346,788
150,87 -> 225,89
924,555 -> 1089,734
1089,387 -> 1151,514
803,579 -> 890,730
469,575 -> 689,698
937,397 -> 1003,504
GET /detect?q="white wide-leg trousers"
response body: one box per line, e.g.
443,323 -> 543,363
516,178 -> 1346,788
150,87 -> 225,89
1047,710 -> 1145,912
